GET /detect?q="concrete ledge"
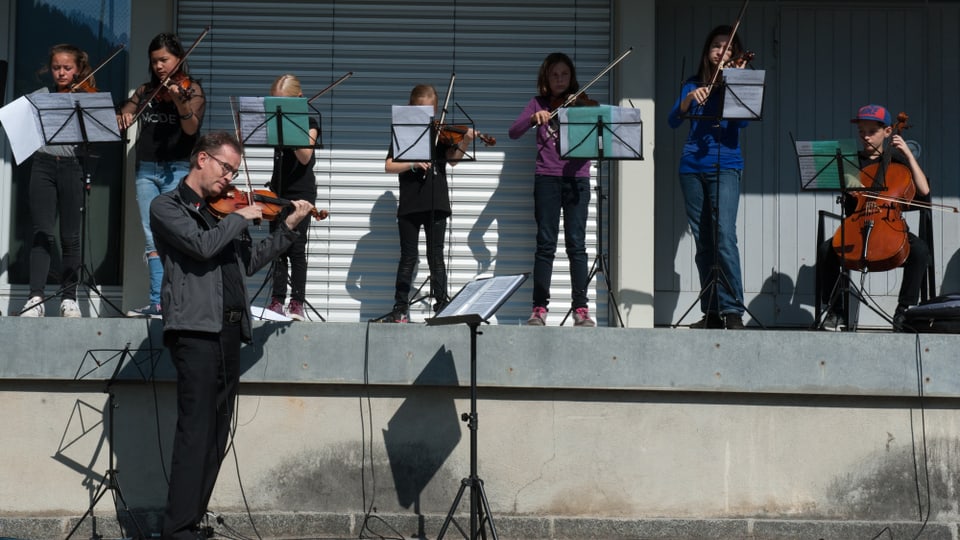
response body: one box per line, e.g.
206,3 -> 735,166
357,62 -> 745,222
2,318 -> 959,398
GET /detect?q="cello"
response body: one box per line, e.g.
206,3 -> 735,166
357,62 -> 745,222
831,112 -> 915,272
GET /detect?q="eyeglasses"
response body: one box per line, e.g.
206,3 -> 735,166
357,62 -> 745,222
205,152 -> 240,180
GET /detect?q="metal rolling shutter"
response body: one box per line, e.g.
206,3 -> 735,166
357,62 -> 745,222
177,0 -> 612,323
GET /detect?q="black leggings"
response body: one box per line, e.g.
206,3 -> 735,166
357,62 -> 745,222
28,152 -> 83,300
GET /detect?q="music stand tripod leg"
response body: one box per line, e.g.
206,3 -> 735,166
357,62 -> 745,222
436,323 -> 499,540
66,347 -> 146,540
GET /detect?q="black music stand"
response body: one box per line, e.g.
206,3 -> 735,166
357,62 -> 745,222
557,104 -> 644,327
426,273 -> 527,540
235,96 -> 325,321
793,137 -> 890,330
21,91 -> 123,316
64,343 -> 148,540
673,68 -> 766,328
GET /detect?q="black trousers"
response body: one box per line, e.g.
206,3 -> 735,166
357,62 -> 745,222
161,323 -> 242,540
393,211 -> 448,313
270,212 -> 311,302
28,152 -> 83,300
818,232 -> 930,313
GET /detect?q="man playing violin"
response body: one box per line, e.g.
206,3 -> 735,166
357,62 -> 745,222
817,104 -> 931,331
149,132 -> 313,540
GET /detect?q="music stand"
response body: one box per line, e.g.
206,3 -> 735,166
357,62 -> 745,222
236,96 -> 325,321
64,343 -> 147,540
21,91 -> 123,316
673,69 -> 766,328
426,273 -> 527,540
556,105 -> 643,327
793,137 -> 884,330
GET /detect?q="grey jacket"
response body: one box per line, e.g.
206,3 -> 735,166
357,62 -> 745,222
150,182 -> 298,341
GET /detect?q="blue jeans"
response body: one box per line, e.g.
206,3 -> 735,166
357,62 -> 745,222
679,169 -> 744,316
532,175 -> 591,309
136,161 -> 189,254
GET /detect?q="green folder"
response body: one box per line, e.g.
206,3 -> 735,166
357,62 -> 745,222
264,96 -> 310,147
563,105 -> 612,158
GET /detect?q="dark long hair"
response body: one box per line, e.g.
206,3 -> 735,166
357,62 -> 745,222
537,52 -> 579,98
147,32 -> 188,87
697,25 -> 744,83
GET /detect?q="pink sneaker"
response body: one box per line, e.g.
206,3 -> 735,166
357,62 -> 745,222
526,306 -> 547,326
573,307 -> 596,327
286,300 -> 305,321
266,297 -> 284,316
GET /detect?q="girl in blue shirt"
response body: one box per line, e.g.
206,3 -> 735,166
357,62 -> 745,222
667,25 -> 749,330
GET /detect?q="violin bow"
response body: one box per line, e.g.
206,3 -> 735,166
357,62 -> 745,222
128,25 -> 211,126
704,0 -> 750,95
306,71 -> 354,104
858,192 -> 959,213
547,47 -> 633,122
434,72 -> 456,149
70,43 -> 125,92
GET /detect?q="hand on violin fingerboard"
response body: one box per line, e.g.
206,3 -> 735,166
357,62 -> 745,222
284,199 -> 315,230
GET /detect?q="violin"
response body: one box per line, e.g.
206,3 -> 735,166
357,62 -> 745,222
63,74 -> 97,93
435,122 -> 496,147
832,112 -> 915,272
722,50 -> 755,69
207,186 -> 329,222
155,72 -> 195,103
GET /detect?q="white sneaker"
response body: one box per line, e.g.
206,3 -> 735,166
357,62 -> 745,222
60,299 -> 82,318
20,296 -> 45,317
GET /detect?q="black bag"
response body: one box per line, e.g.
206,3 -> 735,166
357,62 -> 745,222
902,293 -> 960,333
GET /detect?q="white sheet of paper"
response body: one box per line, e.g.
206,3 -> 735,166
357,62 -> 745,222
722,69 -> 765,120
237,96 -> 267,145
0,95 -> 45,165
391,105 -> 434,161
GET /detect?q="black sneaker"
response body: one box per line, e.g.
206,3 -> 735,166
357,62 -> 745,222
723,314 -> 745,329
386,310 -> 408,323
893,305 -> 910,333
690,313 -> 723,329
820,311 -> 846,332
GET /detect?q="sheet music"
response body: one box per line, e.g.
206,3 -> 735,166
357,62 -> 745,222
426,274 -> 527,326
722,69 -> 765,120
795,139 -> 859,190
32,92 -> 119,144
238,96 -> 268,145
391,105 -> 433,162
0,94 -> 45,164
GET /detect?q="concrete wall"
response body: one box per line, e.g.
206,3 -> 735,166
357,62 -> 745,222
2,319 -> 960,538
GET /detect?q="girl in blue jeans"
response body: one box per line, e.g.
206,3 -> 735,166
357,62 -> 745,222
509,52 -> 595,327
667,25 -> 749,329
118,32 -> 205,318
